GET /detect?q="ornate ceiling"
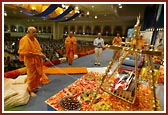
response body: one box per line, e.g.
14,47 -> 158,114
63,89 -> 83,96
4,3 -> 149,24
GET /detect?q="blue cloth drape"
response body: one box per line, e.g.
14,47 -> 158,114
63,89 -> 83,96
60,12 -> 81,22
35,4 -> 59,17
141,4 -> 164,45
141,5 -> 159,31
47,6 -> 74,21
151,4 -> 164,45
20,4 -> 59,17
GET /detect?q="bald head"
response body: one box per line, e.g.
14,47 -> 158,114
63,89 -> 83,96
27,26 -> 36,33
27,26 -> 37,39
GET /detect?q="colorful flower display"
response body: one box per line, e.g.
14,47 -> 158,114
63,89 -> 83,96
45,72 -> 158,111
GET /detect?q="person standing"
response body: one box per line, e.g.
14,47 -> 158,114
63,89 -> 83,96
65,31 -> 77,65
18,26 -> 50,97
93,33 -> 104,66
112,33 -> 123,60
112,33 -> 123,46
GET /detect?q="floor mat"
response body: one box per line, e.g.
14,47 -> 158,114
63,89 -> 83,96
43,66 -> 88,74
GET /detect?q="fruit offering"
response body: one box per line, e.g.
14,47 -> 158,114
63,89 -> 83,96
80,90 -> 101,103
84,72 -> 96,81
93,101 -> 112,111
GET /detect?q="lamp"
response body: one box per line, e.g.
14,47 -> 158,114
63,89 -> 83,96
30,4 -> 43,12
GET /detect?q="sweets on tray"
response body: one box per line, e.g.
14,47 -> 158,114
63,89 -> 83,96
59,96 -> 82,111
93,101 -> 112,111
45,72 -> 156,111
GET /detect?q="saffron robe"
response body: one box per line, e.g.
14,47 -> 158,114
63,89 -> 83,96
112,36 -> 123,46
18,35 -> 50,92
65,36 -> 77,64
112,36 -> 123,59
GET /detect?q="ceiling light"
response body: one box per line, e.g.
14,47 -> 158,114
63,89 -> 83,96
61,4 -> 69,9
62,4 -> 65,8
75,10 -> 80,13
118,4 -> 122,8
86,11 -> 89,15
119,5 -> 122,8
75,6 -> 79,10
74,6 -> 80,13
4,11 -> 7,16
94,15 -> 97,19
